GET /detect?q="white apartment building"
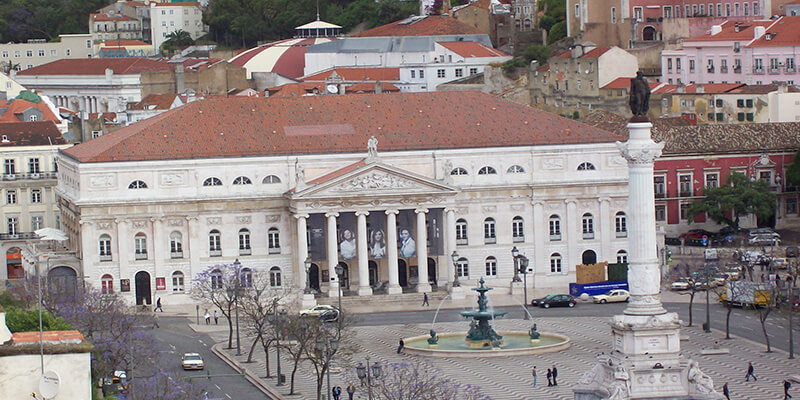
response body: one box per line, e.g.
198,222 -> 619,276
0,34 -> 93,71
150,2 -> 207,52
89,12 -> 143,44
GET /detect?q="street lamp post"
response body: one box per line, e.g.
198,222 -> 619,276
519,255 -> 530,320
704,260 -> 711,333
232,259 -> 242,355
511,246 -> 521,282
334,263 -> 343,335
304,256 -> 313,294
450,251 -> 461,287
272,298 -> 283,385
356,356 -> 382,400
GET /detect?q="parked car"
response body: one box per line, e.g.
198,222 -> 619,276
771,257 -> 789,269
531,294 -> 576,308
749,234 -> 780,246
679,229 -> 714,241
181,353 -> 204,370
592,289 -> 630,303
786,246 -> 799,258
299,304 -> 338,317
319,309 -> 339,322
671,278 -> 692,291
748,228 -> 779,239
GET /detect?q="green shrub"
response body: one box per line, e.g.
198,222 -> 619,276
5,307 -> 73,333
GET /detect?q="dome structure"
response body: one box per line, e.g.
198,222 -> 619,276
229,20 -> 341,79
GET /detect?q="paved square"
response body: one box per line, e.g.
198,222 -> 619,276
217,316 -> 800,400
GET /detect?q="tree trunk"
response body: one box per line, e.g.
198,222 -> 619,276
246,334 -> 260,363
227,306 -> 234,349
760,309 -> 772,352
263,343 -> 272,378
289,360 -> 300,395
725,307 -> 732,339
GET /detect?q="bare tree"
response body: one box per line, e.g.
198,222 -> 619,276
192,263 -> 243,349
239,270 -> 295,375
281,314 -> 321,396
674,276 -> 703,327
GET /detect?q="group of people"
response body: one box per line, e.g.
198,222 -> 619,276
339,228 -> 416,260
531,365 -> 558,387
330,384 -> 357,400
732,362 -> 794,400
203,309 -> 220,325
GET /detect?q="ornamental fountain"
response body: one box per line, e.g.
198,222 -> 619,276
459,278 -> 507,348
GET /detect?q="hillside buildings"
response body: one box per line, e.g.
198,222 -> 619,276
0,35 -> 93,71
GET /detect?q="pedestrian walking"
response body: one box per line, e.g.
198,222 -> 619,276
722,382 -> 730,400
785,380 -> 793,400
154,297 -> 163,312
213,310 -> 219,325
347,384 -> 356,400
203,309 -> 210,325
397,338 -> 405,354
745,362 -> 757,382
546,369 -> 552,386
552,364 -> 558,386
332,385 -> 342,400
422,292 -> 429,306
532,366 -> 537,387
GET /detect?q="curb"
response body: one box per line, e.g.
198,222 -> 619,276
211,342 -> 284,400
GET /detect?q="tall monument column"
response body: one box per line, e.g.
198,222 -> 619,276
574,73 -> 721,400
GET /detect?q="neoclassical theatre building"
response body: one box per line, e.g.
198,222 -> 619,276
55,92 -> 631,305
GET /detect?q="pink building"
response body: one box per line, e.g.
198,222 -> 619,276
631,0 -> 766,41
662,17 -> 800,85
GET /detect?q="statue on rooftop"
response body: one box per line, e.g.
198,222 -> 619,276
629,71 -> 651,119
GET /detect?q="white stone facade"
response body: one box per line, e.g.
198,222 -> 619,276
57,144 -> 630,305
150,3 -> 207,53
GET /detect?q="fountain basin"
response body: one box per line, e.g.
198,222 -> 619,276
403,331 -> 570,358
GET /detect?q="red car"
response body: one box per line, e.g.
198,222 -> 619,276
678,229 -> 714,241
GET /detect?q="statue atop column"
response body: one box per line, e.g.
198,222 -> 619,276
629,71 -> 651,120
367,136 -> 379,163
295,158 -> 306,190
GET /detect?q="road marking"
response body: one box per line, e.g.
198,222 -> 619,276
225,394 -> 232,399
169,344 -> 176,351
199,340 -> 206,346
215,384 -> 222,390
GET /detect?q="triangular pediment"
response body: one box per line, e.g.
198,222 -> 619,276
292,162 -> 458,199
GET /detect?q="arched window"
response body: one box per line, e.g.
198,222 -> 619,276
101,274 -> 113,294
457,257 -> 469,278
512,216 -> 524,242
455,219 -> 468,245
582,213 -> 595,239
485,256 -> 497,276
134,233 -> 147,259
209,229 -> 221,256
210,269 -> 223,289
241,267 -> 252,287
483,217 -> 496,243
269,266 -> 282,287
550,253 -> 562,273
239,228 -> 251,255
548,215 -> 561,240
616,250 -> 628,264
203,177 -> 223,186
262,175 -> 282,184
99,234 -> 112,261
233,176 -> 252,185
268,228 -> 280,254
577,162 -> 596,171
450,167 -> 468,176
170,231 -> 183,258
478,166 -> 497,175
507,165 -> 525,173
172,271 -> 185,292
128,180 -> 148,189
615,212 -> 627,238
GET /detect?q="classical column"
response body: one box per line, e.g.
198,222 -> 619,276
565,199 -> 577,271
532,201 -> 546,287
385,210 -> 401,294
325,212 -> 340,298
355,211 -> 372,296
415,208 -> 431,293
186,216 -> 200,279
599,197 -> 612,265
294,214 -> 309,292
151,217 -> 164,278
444,208 -> 456,287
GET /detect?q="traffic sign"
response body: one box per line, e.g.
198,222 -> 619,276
701,235 -> 709,246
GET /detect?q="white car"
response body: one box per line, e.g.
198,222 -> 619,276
181,353 -> 204,370
300,304 -> 338,317
592,289 -> 630,303
671,278 -> 691,291
749,234 -> 780,246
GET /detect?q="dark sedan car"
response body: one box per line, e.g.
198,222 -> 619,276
531,294 -> 577,308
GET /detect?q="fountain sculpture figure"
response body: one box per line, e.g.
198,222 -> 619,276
459,277 -> 508,348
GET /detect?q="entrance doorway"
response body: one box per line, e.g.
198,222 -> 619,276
368,260 -> 378,286
47,266 -> 77,298
336,262 -> 350,291
6,247 -> 23,279
582,250 -> 597,265
398,259 -> 408,287
309,263 -> 320,292
135,271 -> 151,306
642,26 -> 657,41
427,258 -> 437,287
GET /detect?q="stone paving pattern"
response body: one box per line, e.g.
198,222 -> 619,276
213,316 -> 800,400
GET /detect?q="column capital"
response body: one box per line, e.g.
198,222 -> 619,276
354,210 -> 370,217
415,208 -> 429,214
114,218 -> 126,225
443,207 -> 456,214
293,213 -> 310,220
531,200 -> 545,207
564,199 -> 578,205
599,197 -> 612,204
385,209 -> 400,216
325,212 -> 340,218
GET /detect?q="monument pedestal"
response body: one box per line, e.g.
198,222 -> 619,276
450,285 -> 466,300
386,284 -> 402,295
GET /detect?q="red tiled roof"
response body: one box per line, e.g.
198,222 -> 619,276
153,1 -> 200,6
682,83 -> 744,93
347,82 -> 400,93
88,112 -> 119,122
455,0 -> 491,12
684,20 -> 773,42
0,98 -> 59,122
555,47 -> 612,59
91,13 -> 137,22
302,67 -> 400,82
352,15 -> 485,37
727,83 -> 800,94
748,16 -> 800,47
129,94 -> 180,110
266,82 -> 326,97
102,39 -> 150,47
0,121 -> 66,147
439,41 -> 508,58
601,77 -> 664,91
61,92 -> 626,163
12,330 -> 84,345
17,58 -> 171,76
307,159 -> 367,185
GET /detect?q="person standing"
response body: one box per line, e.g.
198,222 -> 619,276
154,297 -> 163,312
213,310 -> 219,325
397,338 -> 405,354
204,309 -> 211,325
722,382 -> 730,400
532,366 -> 537,387
546,368 -> 552,387
332,385 -> 341,400
422,293 -> 429,306
785,380 -> 793,400
745,362 -> 757,382
347,384 -> 356,400
552,364 -> 558,386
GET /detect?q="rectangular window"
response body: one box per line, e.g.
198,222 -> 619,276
456,220 -> 468,245
744,2 -> 749,15
576,4 -> 581,17
28,158 -> 40,173
759,170 -> 772,183
512,219 -> 524,242
663,6 -> 672,18
746,113 -> 754,121
689,59 -> 696,72
457,260 -> 469,278
738,112 -> 745,121
715,98 -> 723,107
680,203 -> 691,220
700,4 -> 705,14
1,51 -> 7,58
667,58 -> 673,72
549,218 -> 561,240
754,1 -> 759,14
455,68 -> 463,78
31,216 -> 43,230
746,99 -> 753,107
634,7 -> 643,20
705,172 -> 719,188
26,50 -> 32,57
737,99 -> 745,108
6,190 -> 16,204
38,50 -> 44,57
437,69 -> 445,78
655,205 -> 666,221
419,70 -> 424,78
7,217 -> 18,235
469,67 -> 478,75
615,214 -> 627,237
654,175 -> 666,197
582,215 -> 594,239
717,3 -> 723,16
612,7 -> 617,23
550,257 -> 562,273
679,174 -> 692,196
50,49 -> 56,56
716,112 -> 724,121
4,159 -> 14,175
676,58 -> 682,71
726,3 -> 731,15
787,58 -> 795,71
410,70 -> 415,79
172,274 -> 185,292
30,189 -> 41,203
787,197 -> 798,215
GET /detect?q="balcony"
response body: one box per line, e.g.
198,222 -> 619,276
99,254 -> 112,262
679,190 -> 693,197
720,66 -> 728,73
1,172 -> 57,181
707,66 -> 715,73
550,234 -> 561,241
733,66 -> 742,73
583,232 -> 595,240
513,235 -> 525,243
769,68 -> 781,74
754,67 -> 765,74
456,238 -> 468,246
209,249 -> 222,257
484,237 -> 496,244
135,251 -> 147,260
0,232 -> 38,240
239,248 -> 252,256
787,67 -> 796,73
170,251 -> 183,259
268,247 -> 281,254
616,231 -> 628,238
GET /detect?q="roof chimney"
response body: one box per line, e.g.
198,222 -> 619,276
695,84 -> 704,93
375,81 -> 383,94
711,25 -> 723,35
754,25 -> 766,39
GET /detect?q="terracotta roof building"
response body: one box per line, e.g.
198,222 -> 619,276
352,15 -> 485,37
